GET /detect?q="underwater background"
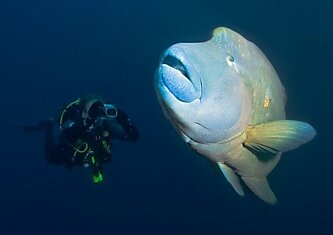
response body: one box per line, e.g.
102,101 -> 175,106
1,0 -> 332,234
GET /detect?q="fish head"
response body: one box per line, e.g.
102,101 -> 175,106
155,27 -> 255,144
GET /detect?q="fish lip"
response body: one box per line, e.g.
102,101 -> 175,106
160,53 -> 191,81
158,48 -> 202,100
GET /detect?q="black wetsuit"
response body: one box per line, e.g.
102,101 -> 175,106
42,101 -> 139,180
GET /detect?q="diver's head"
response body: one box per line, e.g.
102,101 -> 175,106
79,94 -> 119,123
79,94 -> 105,120
87,100 -> 105,119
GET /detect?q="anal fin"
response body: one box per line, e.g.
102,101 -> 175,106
241,176 -> 277,204
218,162 -> 244,196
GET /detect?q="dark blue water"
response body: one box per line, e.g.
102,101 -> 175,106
1,0 -> 331,234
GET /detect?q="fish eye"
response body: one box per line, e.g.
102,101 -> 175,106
226,55 -> 239,72
226,55 -> 234,62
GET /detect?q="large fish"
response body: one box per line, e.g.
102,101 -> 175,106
154,27 -> 316,204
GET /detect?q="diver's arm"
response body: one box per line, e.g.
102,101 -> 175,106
110,109 -> 139,142
41,119 -> 68,165
60,119 -> 83,142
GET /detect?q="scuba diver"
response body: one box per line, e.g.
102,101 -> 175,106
21,95 -> 139,183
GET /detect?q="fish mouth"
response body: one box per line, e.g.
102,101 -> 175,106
158,52 -> 201,103
162,55 -> 191,80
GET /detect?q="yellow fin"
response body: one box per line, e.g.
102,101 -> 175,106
245,120 -> 316,154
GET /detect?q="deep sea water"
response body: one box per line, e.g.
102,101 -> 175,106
0,0 -> 331,234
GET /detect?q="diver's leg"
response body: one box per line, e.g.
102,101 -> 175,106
88,153 -> 104,183
42,119 -> 64,165
19,118 -> 62,164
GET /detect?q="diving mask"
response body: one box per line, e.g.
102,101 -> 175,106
104,104 -> 118,118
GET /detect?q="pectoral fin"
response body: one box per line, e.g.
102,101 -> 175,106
245,120 -> 316,154
217,162 -> 244,196
241,176 -> 277,204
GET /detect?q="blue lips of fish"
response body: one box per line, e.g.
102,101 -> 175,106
154,27 -> 316,204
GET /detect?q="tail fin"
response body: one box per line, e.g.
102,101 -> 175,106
19,118 -> 54,132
